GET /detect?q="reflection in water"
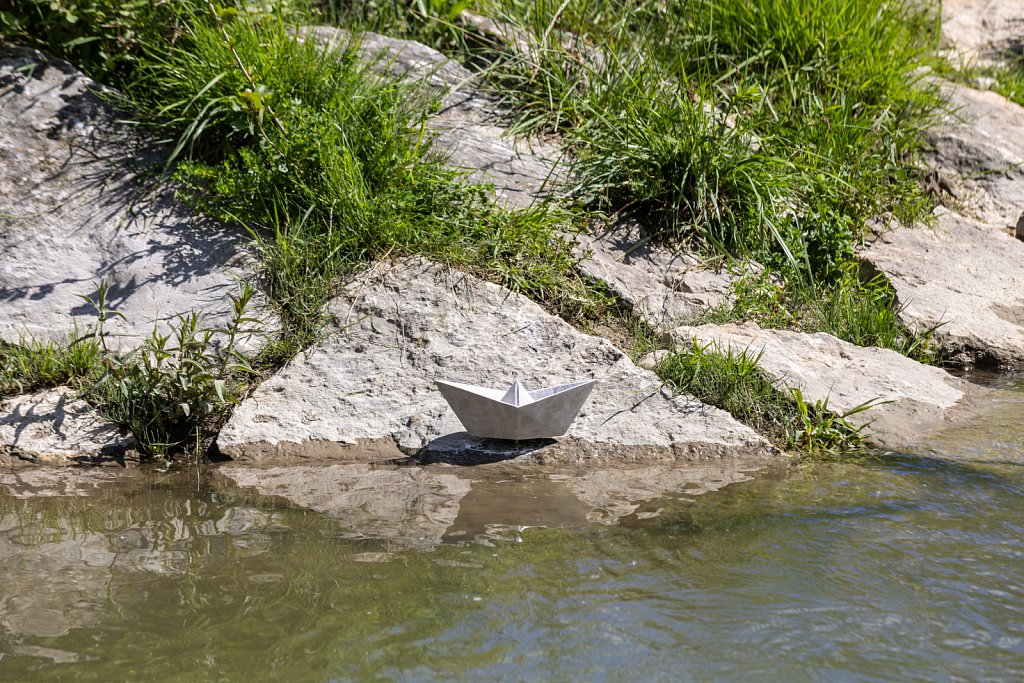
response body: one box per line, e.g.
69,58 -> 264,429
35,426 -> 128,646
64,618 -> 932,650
0,379 -> 1021,680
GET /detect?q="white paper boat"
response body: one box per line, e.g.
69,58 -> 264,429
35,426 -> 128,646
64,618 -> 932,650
434,379 -> 598,440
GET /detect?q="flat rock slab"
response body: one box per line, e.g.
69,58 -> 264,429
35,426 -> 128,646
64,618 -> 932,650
669,323 -> 970,449
218,258 -> 773,465
927,80 -> 1024,228
0,48 -> 270,349
941,0 -> 1024,64
0,387 -> 134,465
864,210 -> 1024,367
574,222 -> 736,329
301,27 -> 561,209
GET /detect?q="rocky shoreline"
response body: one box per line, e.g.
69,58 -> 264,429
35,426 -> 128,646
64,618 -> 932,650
2,1 -> 1023,508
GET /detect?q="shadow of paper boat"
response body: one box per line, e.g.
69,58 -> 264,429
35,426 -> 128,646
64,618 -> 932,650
435,379 -> 598,441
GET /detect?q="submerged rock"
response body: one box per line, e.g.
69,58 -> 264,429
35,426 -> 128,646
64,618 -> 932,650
218,258 -> 774,465
0,48 -> 273,349
0,387 -> 134,465
668,323 -> 972,449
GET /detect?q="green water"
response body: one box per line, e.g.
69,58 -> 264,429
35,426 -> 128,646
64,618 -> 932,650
1,378 -> 1022,682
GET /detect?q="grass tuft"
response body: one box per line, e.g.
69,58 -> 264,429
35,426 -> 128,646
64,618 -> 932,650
657,339 -> 870,457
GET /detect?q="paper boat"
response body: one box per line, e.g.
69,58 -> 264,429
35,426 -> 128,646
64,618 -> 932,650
435,379 -> 598,440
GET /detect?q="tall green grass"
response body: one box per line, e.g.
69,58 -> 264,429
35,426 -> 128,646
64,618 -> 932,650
657,339 -> 871,456
121,10 -> 607,353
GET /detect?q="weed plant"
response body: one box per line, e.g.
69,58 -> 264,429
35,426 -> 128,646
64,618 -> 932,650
0,282 -> 260,458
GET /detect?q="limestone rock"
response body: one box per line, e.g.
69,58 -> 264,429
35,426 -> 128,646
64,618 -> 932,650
0,387 -> 134,465
574,222 -> 737,330
864,210 -> 1024,367
218,258 -> 773,464
300,27 -> 562,209
941,0 -> 1024,64
0,48 -> 272,349
669,323 -> 969,449
927,80 -> 1024,228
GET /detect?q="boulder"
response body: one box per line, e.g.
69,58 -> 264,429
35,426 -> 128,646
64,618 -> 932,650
574,221 -> 737,329
0,387 -> 135,465
862,79 -> 1024,367
218,257 -> 774,466
668,323 -> 971,449
0,48 -> 273,350
941,0 -> 1024,64
926,80 -> 1024,228
864,209 -> 1024,367
300,27 -> 562,209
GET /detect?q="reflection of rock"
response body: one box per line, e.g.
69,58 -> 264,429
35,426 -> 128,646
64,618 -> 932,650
444,478 -> 593,540
0,387 -> 134,465
0,487 -> 273,641
0,468 -> 121,497
216,464 -> 473,551
219,258 -> 773,464
563,463 -> 759,524
0,48 -> 274,349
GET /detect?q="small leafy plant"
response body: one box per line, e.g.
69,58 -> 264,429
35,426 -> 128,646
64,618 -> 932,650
75,280 -> 260,457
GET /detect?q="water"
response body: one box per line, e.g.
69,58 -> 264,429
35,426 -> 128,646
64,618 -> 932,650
1,378 -> 1022,681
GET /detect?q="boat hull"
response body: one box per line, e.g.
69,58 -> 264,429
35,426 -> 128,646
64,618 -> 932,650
435,380 -> 597,440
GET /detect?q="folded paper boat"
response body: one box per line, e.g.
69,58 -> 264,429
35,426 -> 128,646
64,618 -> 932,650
435,379 -> 598,440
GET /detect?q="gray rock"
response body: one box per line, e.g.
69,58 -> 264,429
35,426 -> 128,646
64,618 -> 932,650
0,387 -> 135,465
0,48 -> 272,349
926,80 -> 1024,228
574,222 -> 737,329
941,0 -> 1024,64
669,323 -> 970,449
299,27 -> 562,209
864,209 -> 1024,367
218,258 -> 774,465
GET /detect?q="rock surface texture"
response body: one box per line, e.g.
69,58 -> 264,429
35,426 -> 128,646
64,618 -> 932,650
863,79 -> 1024,367
218,258 -> 774,465
941,0 -> 1024,64
573,222 -> 736,330
0,387 -> 134,465
0,48 -> 270,349
669,323 -> 970,449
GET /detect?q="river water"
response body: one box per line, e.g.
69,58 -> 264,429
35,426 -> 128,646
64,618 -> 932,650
1,377 -> 1022,681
